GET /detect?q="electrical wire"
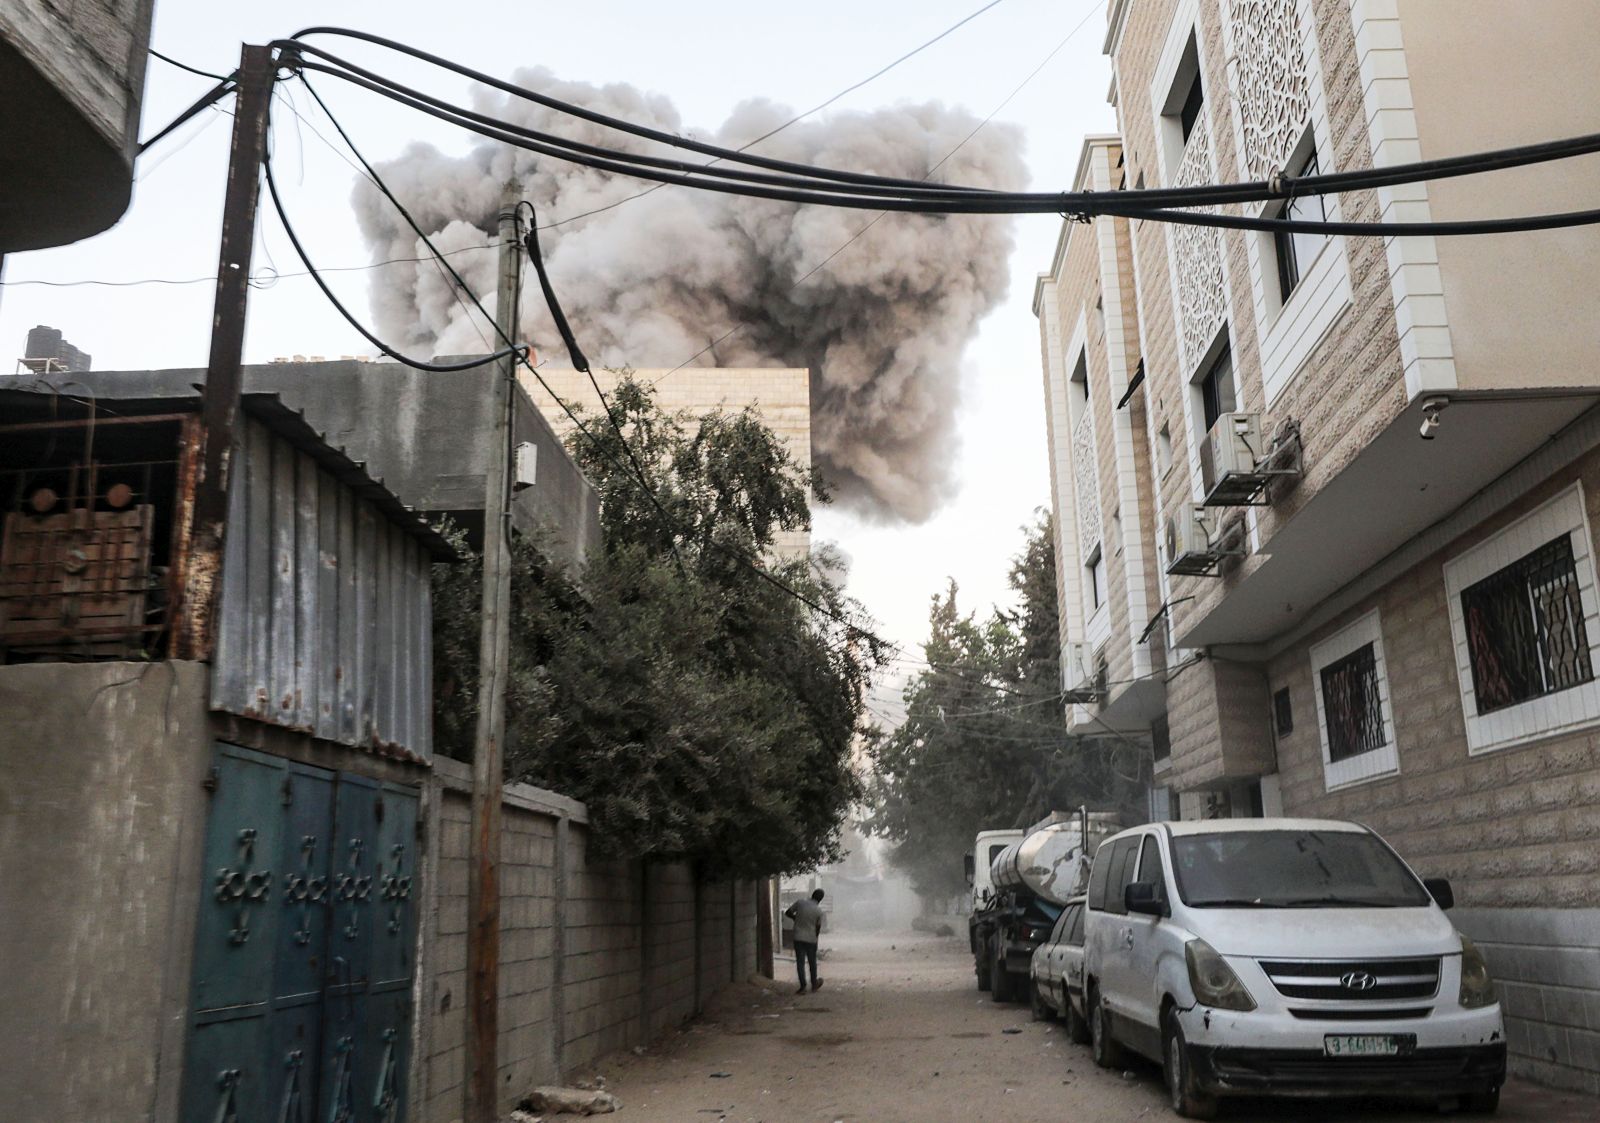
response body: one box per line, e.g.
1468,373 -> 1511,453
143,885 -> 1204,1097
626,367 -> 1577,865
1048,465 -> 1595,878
274,30 -> 1600,227
0,245 -> 502,290
137,74 -> 236,154
149,48 -> 231,83
537,0 -> 1013,231
262,136 -> 522,372
649,0 -> 1106,386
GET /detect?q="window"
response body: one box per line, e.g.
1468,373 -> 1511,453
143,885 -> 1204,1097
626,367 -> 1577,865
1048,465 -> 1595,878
1151,714 -> 1171,763
1067,905 -> 1086,945
1320,643 -> 1385,762
1156,423 -> 1173,475
1170,829 -> 1430,909
1086,547 -> 1106,612
1460,534 -> 1594,714
1106,836 -> 1141,916
1051,909 -> 1073,944
1273,688 -> 1293,737
1274,148 -> 1330,301
1069,350 -> 1090,427
1310,609 -> 1398,789
1134,836 -> 1167,903
1199,343 -> 1236,432
1087,841 -> 1114,910
1178,65 -> 1205,144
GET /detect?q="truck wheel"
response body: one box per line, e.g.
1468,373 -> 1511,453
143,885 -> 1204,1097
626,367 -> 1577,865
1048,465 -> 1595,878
1062,993 -> 1091,1045
976,951 -> 992,992
1088,986 -> 1124,1069
991,941 -> 1015,1003
1163,1010 -> 1218,1120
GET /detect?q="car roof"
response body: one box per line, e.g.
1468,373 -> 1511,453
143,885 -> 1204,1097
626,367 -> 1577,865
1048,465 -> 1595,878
1108,817 -> 1368,840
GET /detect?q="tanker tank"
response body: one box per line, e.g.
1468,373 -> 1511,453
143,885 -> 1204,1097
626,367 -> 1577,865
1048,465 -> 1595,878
988,812 -> 1123,905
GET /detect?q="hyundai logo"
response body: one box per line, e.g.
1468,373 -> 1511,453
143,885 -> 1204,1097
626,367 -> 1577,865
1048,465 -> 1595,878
1340,971 -> 1378,991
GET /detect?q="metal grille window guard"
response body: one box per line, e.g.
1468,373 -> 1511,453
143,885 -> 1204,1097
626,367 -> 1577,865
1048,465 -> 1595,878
1321,642 -> 1386,762
1460,534 -> 1594,715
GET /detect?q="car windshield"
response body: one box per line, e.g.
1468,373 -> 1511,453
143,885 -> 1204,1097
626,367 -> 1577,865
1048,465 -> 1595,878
1171,829 -> 1431,908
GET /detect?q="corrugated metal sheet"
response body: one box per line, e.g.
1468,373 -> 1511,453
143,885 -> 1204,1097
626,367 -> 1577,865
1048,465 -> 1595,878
212,417 -> 434,759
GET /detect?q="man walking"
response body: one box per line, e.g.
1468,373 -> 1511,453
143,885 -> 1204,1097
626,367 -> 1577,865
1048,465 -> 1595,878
786,888 -> 826,995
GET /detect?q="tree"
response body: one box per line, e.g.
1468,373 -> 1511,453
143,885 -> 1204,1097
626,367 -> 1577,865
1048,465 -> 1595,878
863,511 -> 1145,899
432,375 -> 884,878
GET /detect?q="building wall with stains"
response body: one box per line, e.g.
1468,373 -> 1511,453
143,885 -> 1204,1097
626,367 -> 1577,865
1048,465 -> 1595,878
0,659 -> 212,1121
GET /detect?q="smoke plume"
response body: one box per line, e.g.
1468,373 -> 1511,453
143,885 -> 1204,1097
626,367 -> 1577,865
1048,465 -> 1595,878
354,69 -> 1025,523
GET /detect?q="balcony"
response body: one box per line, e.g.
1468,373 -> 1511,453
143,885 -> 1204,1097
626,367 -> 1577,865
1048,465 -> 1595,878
1174,393 -> 1600,649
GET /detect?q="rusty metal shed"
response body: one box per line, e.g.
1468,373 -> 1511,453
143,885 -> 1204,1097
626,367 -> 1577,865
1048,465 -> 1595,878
0,387 -> 454,761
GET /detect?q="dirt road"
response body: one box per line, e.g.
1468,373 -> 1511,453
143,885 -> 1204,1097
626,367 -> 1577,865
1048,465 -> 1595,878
591,930 -> 1596,1123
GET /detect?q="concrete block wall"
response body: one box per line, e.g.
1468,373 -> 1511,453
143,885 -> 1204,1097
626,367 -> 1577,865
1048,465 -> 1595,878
417,759 -> 759,1119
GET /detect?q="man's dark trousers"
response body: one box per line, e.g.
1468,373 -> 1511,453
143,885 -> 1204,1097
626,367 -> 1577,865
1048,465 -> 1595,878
794,939 -> 819,989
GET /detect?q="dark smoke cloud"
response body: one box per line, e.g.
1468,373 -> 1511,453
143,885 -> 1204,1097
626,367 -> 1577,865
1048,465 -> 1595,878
354,68 -> 1025,523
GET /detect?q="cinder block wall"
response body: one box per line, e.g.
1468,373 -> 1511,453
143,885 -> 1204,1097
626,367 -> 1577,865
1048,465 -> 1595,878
417,760 -> 760,1119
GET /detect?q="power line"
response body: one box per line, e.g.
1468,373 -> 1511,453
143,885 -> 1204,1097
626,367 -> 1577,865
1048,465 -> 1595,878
537,0 -> 1012,231
149,48 -> 231,83
0,244 -> 501,291
274,30 -> 1600,229
649,0 -> 1106,386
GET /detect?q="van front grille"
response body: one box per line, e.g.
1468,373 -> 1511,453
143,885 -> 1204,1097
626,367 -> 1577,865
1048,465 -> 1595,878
1288,1007 -> 1432,1021
1258,958 -> 1441,1002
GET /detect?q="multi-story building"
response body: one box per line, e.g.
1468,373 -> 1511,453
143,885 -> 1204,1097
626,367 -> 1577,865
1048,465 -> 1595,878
1039,0 -> 1600,1092
524,367 -> 813,560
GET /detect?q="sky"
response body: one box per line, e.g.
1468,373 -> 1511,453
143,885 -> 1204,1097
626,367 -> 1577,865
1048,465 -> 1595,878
0,0 -> 1117,704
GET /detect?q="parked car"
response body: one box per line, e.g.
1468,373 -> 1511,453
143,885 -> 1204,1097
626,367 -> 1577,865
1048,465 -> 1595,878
1028,894 -> 1091,1043
1081,818 -> 1504,1119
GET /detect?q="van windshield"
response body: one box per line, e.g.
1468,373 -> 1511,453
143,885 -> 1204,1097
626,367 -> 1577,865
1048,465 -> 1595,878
1171,830 -> 1431,908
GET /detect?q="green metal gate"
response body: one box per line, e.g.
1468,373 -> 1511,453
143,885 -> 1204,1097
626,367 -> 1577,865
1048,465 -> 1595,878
182,744 -> 418,1122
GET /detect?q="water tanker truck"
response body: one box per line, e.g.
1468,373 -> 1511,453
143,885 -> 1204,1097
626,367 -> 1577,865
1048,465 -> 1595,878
965,809 -> 1123,1003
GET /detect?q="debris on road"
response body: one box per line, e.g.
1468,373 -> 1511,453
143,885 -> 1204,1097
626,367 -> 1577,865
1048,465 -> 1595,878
709,1071 -> 733,1078
1002,1026 -> 1023,1034
521,1086 -> 621,1115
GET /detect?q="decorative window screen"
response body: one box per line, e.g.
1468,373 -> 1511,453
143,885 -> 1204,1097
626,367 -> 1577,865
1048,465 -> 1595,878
1460,534 -> 1594,715
1319,642 -> 1386,762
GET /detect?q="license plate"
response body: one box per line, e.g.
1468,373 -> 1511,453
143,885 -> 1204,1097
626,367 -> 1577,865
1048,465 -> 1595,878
1323,1034 -> 1401,1057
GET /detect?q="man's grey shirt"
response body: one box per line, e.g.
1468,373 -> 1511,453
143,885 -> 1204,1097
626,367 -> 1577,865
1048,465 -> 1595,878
790,899 -> 825,944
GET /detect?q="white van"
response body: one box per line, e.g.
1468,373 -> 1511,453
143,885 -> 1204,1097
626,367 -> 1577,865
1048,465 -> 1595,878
1081,819 -> 1504,1119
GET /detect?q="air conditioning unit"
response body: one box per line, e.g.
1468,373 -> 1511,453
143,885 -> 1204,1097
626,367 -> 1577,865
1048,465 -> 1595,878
1061,641 -> 1092,695
1200,412 -> 1267,505
1165,506 -> 1227,577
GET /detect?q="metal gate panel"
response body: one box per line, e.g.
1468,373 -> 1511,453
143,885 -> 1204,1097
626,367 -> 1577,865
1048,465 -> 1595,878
320,773 -> 379,1121
184,748 -> 418,1123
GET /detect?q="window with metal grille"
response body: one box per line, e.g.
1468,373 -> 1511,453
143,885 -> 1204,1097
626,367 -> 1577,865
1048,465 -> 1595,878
1460,534 -> 1594,714
1273,688 -> 1293,737
1151,714 -> 1172,762
1319,642 -> 1386,762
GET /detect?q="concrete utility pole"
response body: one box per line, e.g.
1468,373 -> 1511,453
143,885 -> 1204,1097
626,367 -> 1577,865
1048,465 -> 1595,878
466,184 -> 522,1123
177,43 -> 274,660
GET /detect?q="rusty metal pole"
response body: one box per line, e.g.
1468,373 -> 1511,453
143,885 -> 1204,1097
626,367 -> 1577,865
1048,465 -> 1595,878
465,184 -> 522,1123
176,44 -> 274,661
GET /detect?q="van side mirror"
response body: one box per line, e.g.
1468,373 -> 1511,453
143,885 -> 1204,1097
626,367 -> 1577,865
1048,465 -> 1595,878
1125,881 -> 1167,917
1423,877 -> 1454,910
963,853 -> 975,886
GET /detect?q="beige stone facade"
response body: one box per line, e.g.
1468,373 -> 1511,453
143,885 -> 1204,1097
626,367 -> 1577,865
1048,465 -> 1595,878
1039,0 -> 1600,1092
523,368 -> 813,560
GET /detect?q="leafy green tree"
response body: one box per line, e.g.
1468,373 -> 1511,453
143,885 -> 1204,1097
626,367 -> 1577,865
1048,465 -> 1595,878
864,511 -> 1145,899
432,375 -> 883,878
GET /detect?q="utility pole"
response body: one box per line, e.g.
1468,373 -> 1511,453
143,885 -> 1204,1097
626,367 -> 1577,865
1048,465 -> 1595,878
176,43 -> 274,659
466,183 -> 522,1123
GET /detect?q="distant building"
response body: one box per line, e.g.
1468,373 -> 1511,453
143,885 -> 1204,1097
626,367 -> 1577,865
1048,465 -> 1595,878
526,367 -> 813,560
0,0 -> 156,251
22,324 -> 91,373
1038,0 -> 1600,1093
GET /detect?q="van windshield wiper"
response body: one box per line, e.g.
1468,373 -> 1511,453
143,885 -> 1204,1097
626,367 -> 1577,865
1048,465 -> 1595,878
1187,897 -> 1273,908
1277,896 -> 1409,908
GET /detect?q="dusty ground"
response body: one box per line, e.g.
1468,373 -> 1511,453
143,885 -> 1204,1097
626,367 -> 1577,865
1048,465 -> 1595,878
583,930 -> 1597,1123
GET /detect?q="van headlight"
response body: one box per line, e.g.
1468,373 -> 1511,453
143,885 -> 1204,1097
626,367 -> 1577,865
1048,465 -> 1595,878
1186,938 -> 1256,1011
1459,936 -> 1497,1009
